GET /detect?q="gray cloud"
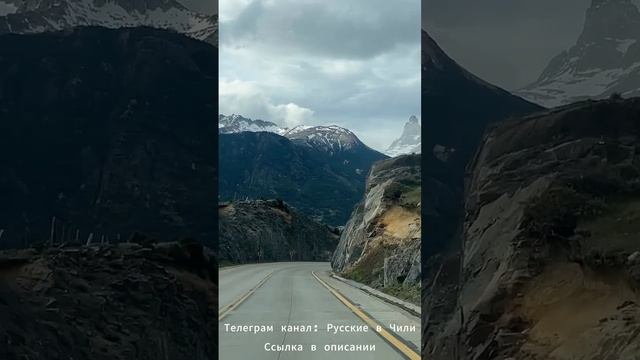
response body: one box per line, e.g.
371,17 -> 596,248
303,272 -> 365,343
222,0 -> 417,59
423,0 -> 594,90
220,0 -> 420,151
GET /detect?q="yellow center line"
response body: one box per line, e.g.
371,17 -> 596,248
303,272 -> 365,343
312,271 -> 420,360
218,271 -> 274,321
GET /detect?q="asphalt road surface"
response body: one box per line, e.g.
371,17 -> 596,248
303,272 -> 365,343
219,262 -> 420,359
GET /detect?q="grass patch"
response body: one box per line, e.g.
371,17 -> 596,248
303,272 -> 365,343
382,283 -> 421,305
342,245 -> 388,286
341,243 -> 421,305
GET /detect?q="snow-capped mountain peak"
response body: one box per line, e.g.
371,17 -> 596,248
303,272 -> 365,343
517,0 -> 640,107
0,1 -> 17,16
385,115 -> 421,157
0,0 -> 217,44
218,114 -> 379,156
218,114 -> 286,135
284,125 -> 364,154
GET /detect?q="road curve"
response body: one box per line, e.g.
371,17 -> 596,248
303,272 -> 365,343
219,262 -> 420,360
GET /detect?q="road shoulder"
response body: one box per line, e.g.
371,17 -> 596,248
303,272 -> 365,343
313,270 -> 421,351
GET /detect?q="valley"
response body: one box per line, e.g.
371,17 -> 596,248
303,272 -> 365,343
218,114 -> 423,296
217,116 -> 423,358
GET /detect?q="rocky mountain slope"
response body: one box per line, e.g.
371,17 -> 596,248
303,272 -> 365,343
219,114 -> 375,156
423,30 -> 543,181
218,114 -> 284,135
218,130 -> 387,225
0,27 -> 217,249
331,154 -> 421,303
218,200 -> 339,264
284,125 -> 368,154
385,115 -> 421,157
424,98 -> 640,359
518,0 -> 640,107
0,241 -> 216,360
421,29 -> 543,264
0,0 -> 217,44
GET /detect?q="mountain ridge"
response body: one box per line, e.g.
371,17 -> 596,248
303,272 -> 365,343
218,130 -> 387,226
0,0 -> 217,44
218,113 -> 384,157
518,0 -> 640,107
422,30 -> 542,180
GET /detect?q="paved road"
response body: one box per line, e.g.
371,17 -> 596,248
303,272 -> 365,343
219,262 -> 420,359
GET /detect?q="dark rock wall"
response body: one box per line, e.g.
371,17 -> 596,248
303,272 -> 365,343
425,98 -> 640,359
218,200 -> 339,264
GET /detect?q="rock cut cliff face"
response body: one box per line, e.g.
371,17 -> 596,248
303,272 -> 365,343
218,200 -> 340,264
331,155 -> 421,302
425,98 -> 640,359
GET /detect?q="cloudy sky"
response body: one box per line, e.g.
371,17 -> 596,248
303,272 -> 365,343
423,0 -> 600,90
219,0 -> 421,152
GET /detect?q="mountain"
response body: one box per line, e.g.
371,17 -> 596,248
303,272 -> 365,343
218,114 -> 285,135
0,27 -> 217,249
518,0 -> 640,107
422,30 -> 543,180
0,0 -> 217,44
218,130 -> 387,226
218,115 -> 377,156
385,115 -> 421,157
219,199 -> 340,264
284,125 -> 372,154
421,30 -> 543,353
332,154 -> 421,304
421,30 -> 543,259
425,98 -> 640,359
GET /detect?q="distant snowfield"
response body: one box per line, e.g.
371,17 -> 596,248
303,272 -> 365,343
519,61 -> 640,108
384,116 -> 421,157
0,0 -> 217,42
385,142 -> 421,157
0,1 -> 17,16
218,114 -> 380,154
517,0 -> 640,108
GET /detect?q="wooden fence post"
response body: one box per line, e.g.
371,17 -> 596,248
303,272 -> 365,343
49,216 -> 56,246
